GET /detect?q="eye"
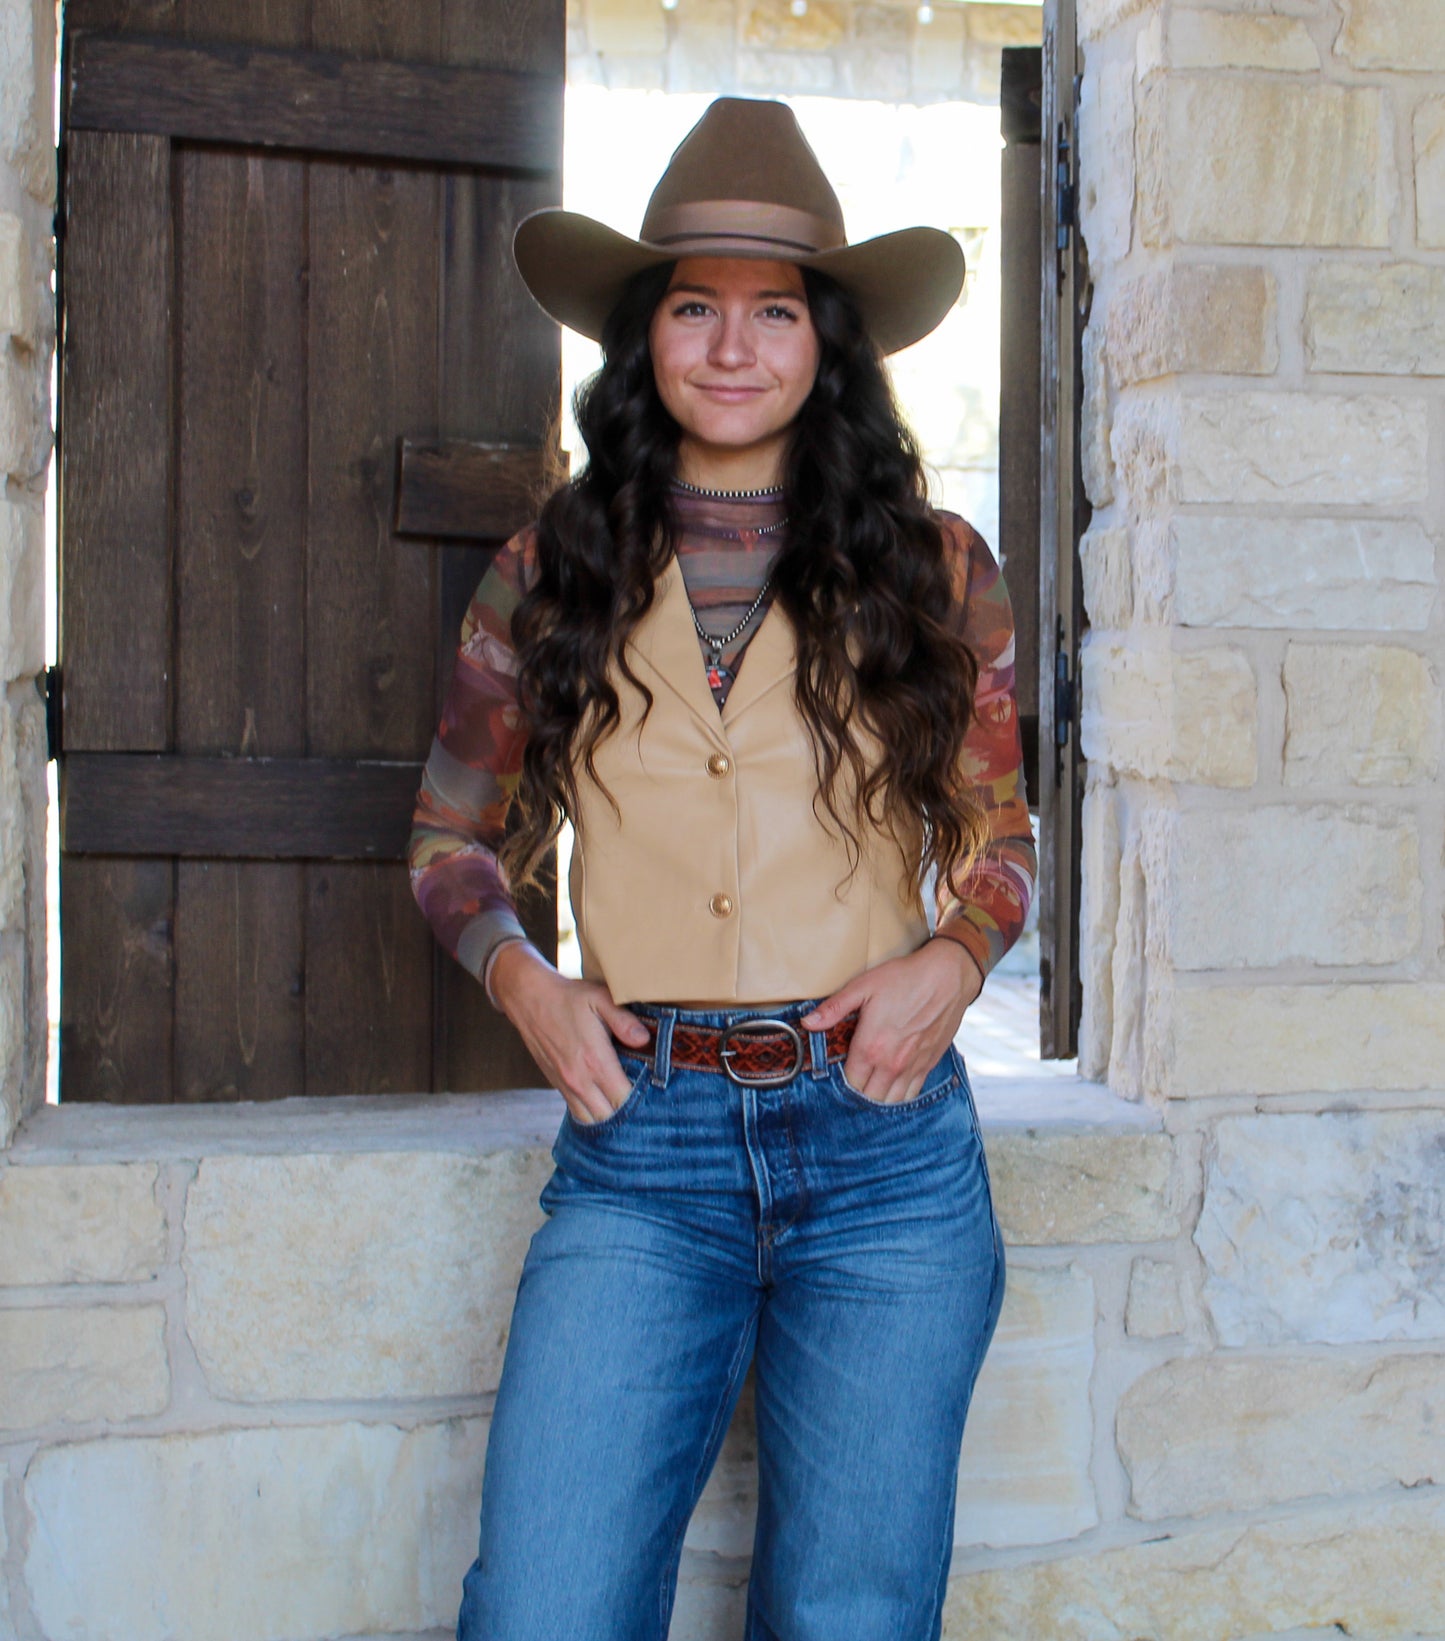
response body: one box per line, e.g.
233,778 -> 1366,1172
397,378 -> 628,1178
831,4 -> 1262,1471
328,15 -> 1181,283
760,303 -> 802,322
669,299 -> 713,318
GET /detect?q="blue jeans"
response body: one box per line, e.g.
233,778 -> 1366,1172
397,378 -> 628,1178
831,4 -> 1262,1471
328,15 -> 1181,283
457,1001 -> 1005,1641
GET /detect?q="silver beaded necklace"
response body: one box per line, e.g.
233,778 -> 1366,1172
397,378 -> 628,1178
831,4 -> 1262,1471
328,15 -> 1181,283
673,476 -> 785,502
689,572 -> 776,692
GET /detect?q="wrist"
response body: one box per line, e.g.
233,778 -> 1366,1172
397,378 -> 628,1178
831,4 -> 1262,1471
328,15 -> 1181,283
926,933 -> 985,1001
486,939 -> 549,1012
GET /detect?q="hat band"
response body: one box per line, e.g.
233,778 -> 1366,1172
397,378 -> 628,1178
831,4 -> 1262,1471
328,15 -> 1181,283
641,198 -> 846,257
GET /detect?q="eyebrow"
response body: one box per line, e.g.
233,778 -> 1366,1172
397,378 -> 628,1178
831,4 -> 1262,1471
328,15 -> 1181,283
666,282 -> 807,301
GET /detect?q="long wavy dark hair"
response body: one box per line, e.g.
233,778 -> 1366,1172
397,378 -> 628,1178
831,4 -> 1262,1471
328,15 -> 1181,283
500,261 -> 989,903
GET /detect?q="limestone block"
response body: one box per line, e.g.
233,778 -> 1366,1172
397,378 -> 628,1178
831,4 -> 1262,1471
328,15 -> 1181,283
1139,80 -> 1390,248
954,1266 -> 1097,1547
583,0 -> 666,55
1173,982 -> 1445,1099
672,1555 -> 749,1640
1105,266 -> 1278,386
737,50 -> 836,91
1170,805 -> 1421,969
911,8 -> 966,96
965,5 -> 1042,48
1306,262 -> 1445,375
0,935 -> 23,1145
1080,527 -> 1132,631
839,43 -> 909,102
0,1505 -> 9,1637
1077,776 -> 1122,1081
988,1131 -> 1181,1245
0,1304 -> 168,1430
0,494 -> 43,681
0,346 -> 50,485
942,1492 -> 1445,1640
665,0 -> 736,93
1338,0 -> 1445,70
1081,324 -> 1114,507
24,1418 -> 490,1641
0,0 -> 56,202
601,55 -> 665,90
1173,516 -> 1438,632
855,5 -> 910,47
1078,55 -> 1134,266
1124,1257 -> 1183,1338
1162,10 -> 1319,70
0,211 -> 40,344
1118,1351 -> 1445,1519
1110,392 -> 1175,518
183,1149 -> 552,1401
740,0 -> 846,50
1081,638 -> 1258,788
1196,1111 -> 1445,1344
1418,98 -> 1445,247
1078,0 -> 1153,44
1284,643 -> 1440,787
1176,391 -> 1429,508
0,1162 -> 166,1285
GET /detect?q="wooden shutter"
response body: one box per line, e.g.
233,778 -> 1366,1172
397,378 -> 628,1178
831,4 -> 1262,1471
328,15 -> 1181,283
56,0 -> 563,1101
1037,0 -> 1087,1058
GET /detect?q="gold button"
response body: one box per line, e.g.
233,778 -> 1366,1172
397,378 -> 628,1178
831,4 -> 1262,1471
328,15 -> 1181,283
706,751 -> 731,778
709,892 -> 734,918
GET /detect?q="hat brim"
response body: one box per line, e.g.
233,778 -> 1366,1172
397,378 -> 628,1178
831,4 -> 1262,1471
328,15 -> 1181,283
513,209 -> 965,357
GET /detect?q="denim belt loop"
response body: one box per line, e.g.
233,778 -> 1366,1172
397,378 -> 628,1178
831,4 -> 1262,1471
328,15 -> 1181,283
650,1009 -> 678,1088
807,1023 -> 830,1081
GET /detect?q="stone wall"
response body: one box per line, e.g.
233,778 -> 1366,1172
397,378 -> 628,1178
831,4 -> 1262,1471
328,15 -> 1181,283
0,0 -> 50,1148
570,0 -> 1042,102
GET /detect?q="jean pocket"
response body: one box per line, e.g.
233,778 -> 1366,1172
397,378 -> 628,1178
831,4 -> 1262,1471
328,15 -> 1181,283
830,1046 -> 959,1115
563,1054 -> 653,1137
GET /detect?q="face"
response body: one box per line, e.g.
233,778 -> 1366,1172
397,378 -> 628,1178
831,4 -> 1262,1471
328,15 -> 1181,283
648,257 -> 820,485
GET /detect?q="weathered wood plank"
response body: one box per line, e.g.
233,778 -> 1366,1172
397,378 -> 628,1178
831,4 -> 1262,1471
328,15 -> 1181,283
174,860 -> 305,1100
305,863 -> 432,1093
58,130 -> 172,752
67,32 -> 562,172
394,440 -> 549,540
60,858 -> 175,1103
62,755 -> 423,859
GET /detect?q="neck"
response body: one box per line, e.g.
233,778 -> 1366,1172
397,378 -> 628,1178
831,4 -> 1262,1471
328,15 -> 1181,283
675,437 -> 786,495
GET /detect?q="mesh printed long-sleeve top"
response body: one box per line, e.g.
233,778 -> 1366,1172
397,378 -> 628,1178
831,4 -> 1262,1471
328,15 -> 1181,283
409,484 -> 1038,996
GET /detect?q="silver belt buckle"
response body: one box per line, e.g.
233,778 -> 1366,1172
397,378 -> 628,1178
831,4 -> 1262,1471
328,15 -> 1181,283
718,1018 -> 806,1087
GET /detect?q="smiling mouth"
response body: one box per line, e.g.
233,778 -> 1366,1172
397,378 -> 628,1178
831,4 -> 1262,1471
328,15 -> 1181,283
695,384 -> 768,398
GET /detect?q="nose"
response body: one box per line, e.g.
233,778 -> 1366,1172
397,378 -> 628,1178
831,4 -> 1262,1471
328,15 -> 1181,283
708,305 -> 756,369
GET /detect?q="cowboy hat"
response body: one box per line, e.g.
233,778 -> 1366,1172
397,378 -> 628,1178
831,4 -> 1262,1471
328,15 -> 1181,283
512,97 -> 965,357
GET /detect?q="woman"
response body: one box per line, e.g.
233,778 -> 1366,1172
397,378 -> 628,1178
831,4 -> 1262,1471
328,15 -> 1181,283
410,97 -> 1036,1641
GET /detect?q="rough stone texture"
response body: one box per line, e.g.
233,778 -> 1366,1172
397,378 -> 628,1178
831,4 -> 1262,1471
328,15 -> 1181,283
1105,265 -> 1278,386
1176,392 -> 1429,508
23,1419 -> 489,1641
1078,0 -> 1153,44
1172,983 -> 1445,1099
0,495 -> 43,682
1196,1112 -> 1445,1345
0,1162 -> 166,1284
184,1150 -> 552,1401
1080,527 -> 1133,631
1170,805 -> 1421,970
988,1132 -> 1181,1245
1153,9 -> 1319,70
942,1493 -> 1445,1640
0,211 -> 40,344
0,0 -> 56,202
1172,516 -> 1438,632
1078,777 -> 1122,1082
736,49 -> 835,91
1081,638 -> 1258,788
911,7 -> 966,97
0,1505 -> 9,1638
1118,1351 -> 1445,1519
1081,324 -> 1114,508
583,0 -> 666,56
954,1266 -> 1097,1547
1078,56 -> 1134,267
0,1304 -> 168,1431
1305,262 -> 1445,375
1125,1257 -> 1184,1339
1284,643 -> 1441,787
1337,0 -> 1445,70
964,5 -> 1042,48
740,0 -> 846,50
1419,97 -> 1445,247
1139,79 -> 1390,249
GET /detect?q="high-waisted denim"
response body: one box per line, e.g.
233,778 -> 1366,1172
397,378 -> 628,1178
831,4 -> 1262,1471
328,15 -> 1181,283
456,999 -> 1005,1641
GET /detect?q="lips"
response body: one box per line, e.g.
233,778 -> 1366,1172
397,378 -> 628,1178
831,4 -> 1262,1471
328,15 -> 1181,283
694,383 -> 768,401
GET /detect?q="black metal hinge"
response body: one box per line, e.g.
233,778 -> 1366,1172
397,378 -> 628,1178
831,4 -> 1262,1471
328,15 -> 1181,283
1053,621 -> 1075,783
1056,119 -> 1075,254
42,665 -> 60,760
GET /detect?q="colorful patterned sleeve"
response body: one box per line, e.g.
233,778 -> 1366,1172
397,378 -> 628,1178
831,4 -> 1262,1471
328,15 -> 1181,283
930,511 -> 1039,981
407,526 -> 537,997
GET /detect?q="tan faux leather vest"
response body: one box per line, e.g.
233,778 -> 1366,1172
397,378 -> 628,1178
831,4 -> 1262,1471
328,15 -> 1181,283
569,558 -> 930,1004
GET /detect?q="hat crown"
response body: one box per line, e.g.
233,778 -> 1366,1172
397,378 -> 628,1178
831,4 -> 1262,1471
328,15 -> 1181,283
640,98 -> 847,252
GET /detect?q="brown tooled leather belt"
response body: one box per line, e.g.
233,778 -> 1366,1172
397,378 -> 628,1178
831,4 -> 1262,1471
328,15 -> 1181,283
620,1011 -> 859,1088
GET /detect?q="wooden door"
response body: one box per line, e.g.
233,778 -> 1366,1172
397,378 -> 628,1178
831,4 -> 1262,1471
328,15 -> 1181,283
56,0 -> 563,1101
